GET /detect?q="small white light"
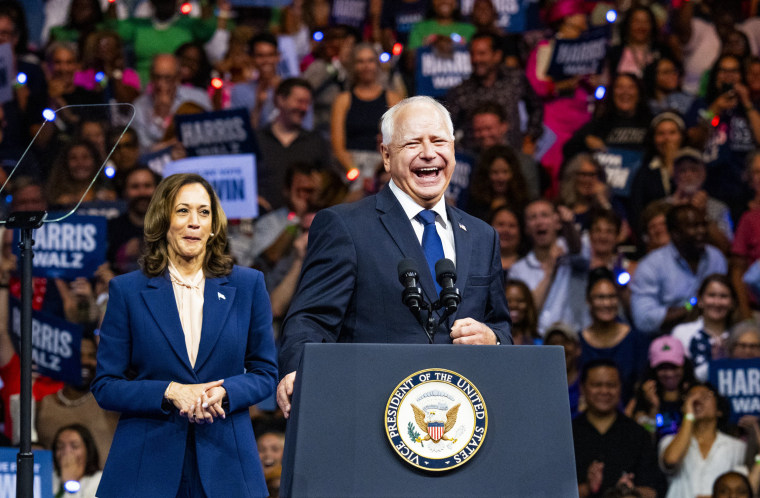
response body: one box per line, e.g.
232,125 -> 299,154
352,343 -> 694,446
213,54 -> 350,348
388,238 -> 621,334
450,33 -> 462,43
95,71 -> 105,82
616,271 -> 631,286
594,86 -> 606,100
42,108 -> 56,121
16,72 -> 27,85
104,166 -> 116,178
63,480 -> 81,493
379,52 -> 391,63
312,31 -> 324,42
606,9 -> 617,23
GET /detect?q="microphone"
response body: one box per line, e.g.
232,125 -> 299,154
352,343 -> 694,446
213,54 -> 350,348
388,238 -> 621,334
397,258 -> 423,313
435,258 -> 461,315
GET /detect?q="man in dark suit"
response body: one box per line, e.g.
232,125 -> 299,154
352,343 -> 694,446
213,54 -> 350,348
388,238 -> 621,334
277,96 -> 512,417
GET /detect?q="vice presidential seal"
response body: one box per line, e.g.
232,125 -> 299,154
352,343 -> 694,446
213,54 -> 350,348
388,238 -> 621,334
384,368 -> 487,471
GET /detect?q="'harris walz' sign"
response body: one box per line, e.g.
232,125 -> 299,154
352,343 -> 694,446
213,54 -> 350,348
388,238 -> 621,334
12,214 -> 107,280
547,27 -> 610,81
416,45 -> 472,98
9,297 -> 82,385
710,358 -> 760,423
175,108 -> 256,157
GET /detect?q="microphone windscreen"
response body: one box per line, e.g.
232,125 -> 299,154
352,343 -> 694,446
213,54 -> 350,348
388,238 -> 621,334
398,258 -> 419,279
435,258 -> 456,283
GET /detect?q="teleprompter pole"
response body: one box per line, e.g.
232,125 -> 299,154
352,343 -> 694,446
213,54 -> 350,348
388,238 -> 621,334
7,212 -> 47,498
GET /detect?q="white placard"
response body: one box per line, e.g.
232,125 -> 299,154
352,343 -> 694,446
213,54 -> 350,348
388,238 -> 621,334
163,154 -> 259,220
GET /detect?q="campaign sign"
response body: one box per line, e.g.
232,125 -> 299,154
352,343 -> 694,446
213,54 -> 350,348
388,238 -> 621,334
12,215 -> 107,280
9,297 -> 82,385
175,108 -> 256,158
593,147 -> 643,198
547,27 -> 610,80
163,154 -> 258,220
0,448 -> 53,498
330,0 -> 368,28
461,0 -> 527,31
140,145 -> 174,176
447,150 -> 477,209
710,358 -> 760,423
416,46 -> 472,98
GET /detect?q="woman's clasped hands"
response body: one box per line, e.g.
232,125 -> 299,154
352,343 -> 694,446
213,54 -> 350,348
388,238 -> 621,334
165,379 -> 227,424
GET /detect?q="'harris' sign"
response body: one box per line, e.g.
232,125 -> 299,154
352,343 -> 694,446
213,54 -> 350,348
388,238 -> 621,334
9,297 -> 83,385
710,358 -> 760,423
175,108 -> 256,157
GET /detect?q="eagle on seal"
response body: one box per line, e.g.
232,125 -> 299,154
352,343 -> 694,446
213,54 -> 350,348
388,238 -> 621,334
411,403 -> 460,443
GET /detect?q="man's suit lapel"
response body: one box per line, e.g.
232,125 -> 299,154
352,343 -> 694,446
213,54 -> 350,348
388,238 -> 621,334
376,187 -> 438,302
141,275 -> 194,373
194,276 -> 235,372
448,206 -> 471,323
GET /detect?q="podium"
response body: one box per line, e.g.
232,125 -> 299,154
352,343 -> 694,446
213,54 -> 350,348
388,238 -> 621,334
281,344 -> 578,497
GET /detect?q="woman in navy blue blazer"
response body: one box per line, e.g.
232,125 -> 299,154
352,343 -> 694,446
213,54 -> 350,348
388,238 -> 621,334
92,173 -> 278,498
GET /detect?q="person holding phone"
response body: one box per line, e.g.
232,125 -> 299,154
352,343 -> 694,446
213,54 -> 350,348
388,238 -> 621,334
686,54 -> 760,220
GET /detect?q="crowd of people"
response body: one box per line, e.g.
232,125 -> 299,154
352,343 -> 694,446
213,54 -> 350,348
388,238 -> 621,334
0,0 -> 759,495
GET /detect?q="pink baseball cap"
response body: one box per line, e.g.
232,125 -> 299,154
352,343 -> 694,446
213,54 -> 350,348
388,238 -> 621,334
649,335 -> 685,368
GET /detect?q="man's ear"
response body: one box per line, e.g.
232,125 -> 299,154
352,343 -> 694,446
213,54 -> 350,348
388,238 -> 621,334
381,144 -> 391,172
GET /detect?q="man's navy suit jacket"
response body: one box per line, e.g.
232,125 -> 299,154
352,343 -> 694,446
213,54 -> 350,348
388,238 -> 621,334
279,186 -> 512,376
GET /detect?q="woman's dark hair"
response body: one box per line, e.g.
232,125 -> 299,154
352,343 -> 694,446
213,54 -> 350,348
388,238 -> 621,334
642,56 -> 684,99
619,6 -> 657,48
687,382 -> 731,431
595,72 -> 651,122
641,112 -> 685,167
488,206 -> 527,257
425,0 -> 463,21
706,54 -> 747,105
52,424 -> 100,476
45,140 -> 104,205
631,357 -> 697,416
0,1 -> 28,55
586,267 -> 617,298
469,145 -> 530,215
175,42 -> 212,89
141,173 -> 233,277
67,0 -> 103,29
505,279 -> 538,339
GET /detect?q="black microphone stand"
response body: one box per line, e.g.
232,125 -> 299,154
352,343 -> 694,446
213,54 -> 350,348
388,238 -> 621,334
7,211 -> 46,498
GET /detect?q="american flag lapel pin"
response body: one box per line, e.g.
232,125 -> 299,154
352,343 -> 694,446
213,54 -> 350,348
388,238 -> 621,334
459,223 -> 467,231
218,292 -> 226,300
